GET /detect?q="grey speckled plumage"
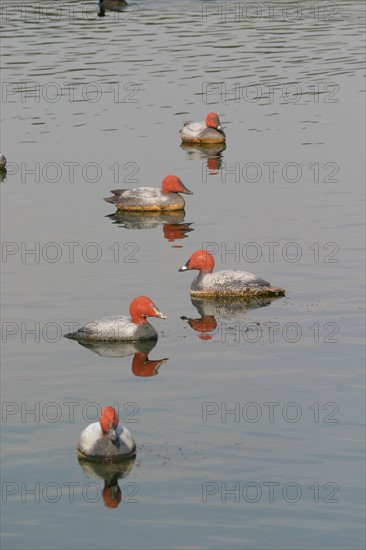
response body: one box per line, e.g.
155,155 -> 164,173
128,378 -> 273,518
192,270 -> 269,291
104,187 -> 186,211
190,270 -> 285,298
64,315 -> 158,342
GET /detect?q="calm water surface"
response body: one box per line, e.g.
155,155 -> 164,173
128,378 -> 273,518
1,1 -> 365,548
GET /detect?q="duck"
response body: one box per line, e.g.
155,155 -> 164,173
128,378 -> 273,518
78,406 -> 136,462
180,112 -> 226,144
179,250 -> 285,298
0,153 -> 6,169
64,296 -> 166,341
104,175 -> 192,212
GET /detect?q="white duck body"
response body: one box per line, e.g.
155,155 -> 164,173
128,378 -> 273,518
78,422 -> 136,461
180,121 -> 226,144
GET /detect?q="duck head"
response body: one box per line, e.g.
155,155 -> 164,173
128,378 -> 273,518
205,112 -> 223,130
161,175 -> 192,195
130,296 -> 167,324
179,250 -> 215,274
100,406 -> 119,441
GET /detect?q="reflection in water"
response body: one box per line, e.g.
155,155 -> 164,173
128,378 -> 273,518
0,168 -> 7,183
70,338 -> 157,358
97,0 -> 128,17
107,210 -> 194,244
3,0 -> 364,545
180,143 -> 226,174
181,314 -> 217,341
132,353 -> 168,377
78,455 -> 135,509
182,295 -> 281,340
68,338 -> 168,377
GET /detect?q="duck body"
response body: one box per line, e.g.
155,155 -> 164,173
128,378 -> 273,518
67,315 -> 159,341
104,175 -> 192,212
0,153 -> 6,169
78,406 -> 136,462
180,113 -> 226,144
64,296 -> 166,342
179,250 -> 285,298
191,270 -> 270,294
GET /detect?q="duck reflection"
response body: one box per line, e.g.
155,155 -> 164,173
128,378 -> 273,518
68,338 -> 168,377
131,352 -> 168,377
107,209 -> 193,244
98,0 -> 128,17
78,455 -> 135,509
182,295 -> 281,340
180,142 -> 226,174
181,314 -> 217,341
0,168 -> 7,183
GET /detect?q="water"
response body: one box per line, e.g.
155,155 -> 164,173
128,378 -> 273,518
1,1 -> 365,548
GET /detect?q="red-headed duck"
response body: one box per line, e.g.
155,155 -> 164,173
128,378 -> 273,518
180,113 -> 226,143
78,406 -> 136,462
64,296 -> 166,341
104,175 -> 192,212
179,250 -> 285,298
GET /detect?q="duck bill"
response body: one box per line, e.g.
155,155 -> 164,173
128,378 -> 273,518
153,305 -> 167,319
179,184 -> 193,195
108,428 -> 117,442
217,124 -> 223,131
179,262 -> 189,272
